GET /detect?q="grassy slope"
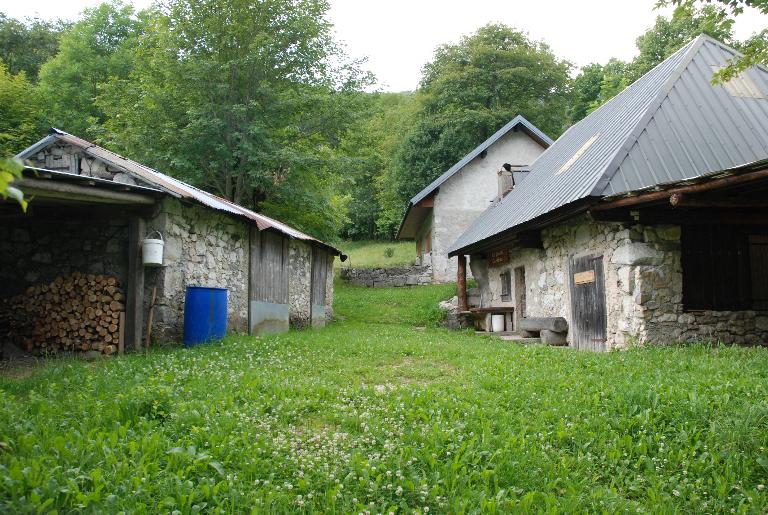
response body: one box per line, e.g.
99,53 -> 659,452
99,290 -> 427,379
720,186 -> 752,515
1,283 -> 767,512
337,240 -> 415,268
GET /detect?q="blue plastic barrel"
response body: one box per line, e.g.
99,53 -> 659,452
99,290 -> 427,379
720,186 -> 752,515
183,286 -> 228,347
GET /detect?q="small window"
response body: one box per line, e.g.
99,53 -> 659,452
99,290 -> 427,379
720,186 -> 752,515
500,271 -> 512,302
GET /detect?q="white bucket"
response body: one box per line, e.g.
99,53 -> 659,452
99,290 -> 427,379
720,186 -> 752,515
491,314 -> 505,333
142,231 -> 164,267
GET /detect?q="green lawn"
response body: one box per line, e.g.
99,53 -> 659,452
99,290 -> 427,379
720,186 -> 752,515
1,283 -> 768,513
337,240 -> 415,268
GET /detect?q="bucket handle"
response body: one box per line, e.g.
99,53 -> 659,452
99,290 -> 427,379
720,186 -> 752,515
146,230 -> 164,242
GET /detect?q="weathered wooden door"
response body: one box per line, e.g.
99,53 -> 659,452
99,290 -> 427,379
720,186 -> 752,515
514,266 -> 526,331
249,228 -> 290,335
568,254 -> 607,351
310,247 -> 329,328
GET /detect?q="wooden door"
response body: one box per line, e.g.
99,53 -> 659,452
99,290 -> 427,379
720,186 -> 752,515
249,229 -> 290,334
568,254 -> 607,351
514,266 -> 526,331
310,247 -> 329,327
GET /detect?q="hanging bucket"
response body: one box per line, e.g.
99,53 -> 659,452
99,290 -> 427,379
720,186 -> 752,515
142,230 -> 164,267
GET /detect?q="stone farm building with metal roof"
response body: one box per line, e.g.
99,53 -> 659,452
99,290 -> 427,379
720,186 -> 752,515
1,129 -> 343,354
397,115 -> 552,283
450,35 -> 768,350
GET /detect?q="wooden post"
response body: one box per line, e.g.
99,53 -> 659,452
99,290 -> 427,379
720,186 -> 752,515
118,312 -> 125,356
125,217 -> 145,351
457,254 -> 468,312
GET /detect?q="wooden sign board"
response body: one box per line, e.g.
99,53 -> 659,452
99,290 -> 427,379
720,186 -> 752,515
489,249 -> 509,267
574,270 -> 595,285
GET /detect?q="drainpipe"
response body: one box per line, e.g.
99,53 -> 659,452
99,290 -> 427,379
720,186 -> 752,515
457,254 -> 468,311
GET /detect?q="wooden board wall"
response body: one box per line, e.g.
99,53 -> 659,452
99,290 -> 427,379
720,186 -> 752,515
250,228 -> 289,304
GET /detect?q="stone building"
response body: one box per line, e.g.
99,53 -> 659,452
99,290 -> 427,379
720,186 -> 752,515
5,129 -> 343,351
397,115 -> 552,283
449,36 -> 768,350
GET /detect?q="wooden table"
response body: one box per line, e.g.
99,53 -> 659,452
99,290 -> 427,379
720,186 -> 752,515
463,307 -> 515,332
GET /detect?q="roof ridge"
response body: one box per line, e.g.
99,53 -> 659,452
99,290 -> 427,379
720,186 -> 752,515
408,114 -> 552,205
590,35 -> 706,196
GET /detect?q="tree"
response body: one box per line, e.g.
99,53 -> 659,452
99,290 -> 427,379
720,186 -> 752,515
0,60 -> 42,156
631,3 -> 735,80
568,63 -> 605,124
392,24 -> 571,212
0,14 -> 67,80
35,1 -> 145,137
337,92 -> 417,240
98,0 -> 373,240
659,0 -> 767,81
575,4 -> 736,120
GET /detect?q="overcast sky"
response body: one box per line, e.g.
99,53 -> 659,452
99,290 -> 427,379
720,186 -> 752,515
3,0 -> 766,91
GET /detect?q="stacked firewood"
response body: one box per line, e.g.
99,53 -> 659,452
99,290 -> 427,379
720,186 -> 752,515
0,272 -> 124,356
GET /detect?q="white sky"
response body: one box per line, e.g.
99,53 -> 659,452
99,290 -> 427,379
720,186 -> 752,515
2,0 -> 766,91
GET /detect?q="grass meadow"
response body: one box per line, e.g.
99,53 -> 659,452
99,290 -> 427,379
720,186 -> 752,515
1,281 -> 767,513
337,240 -> 416,269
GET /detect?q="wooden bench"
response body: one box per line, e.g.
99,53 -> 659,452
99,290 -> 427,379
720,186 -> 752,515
464,307 -> 515,333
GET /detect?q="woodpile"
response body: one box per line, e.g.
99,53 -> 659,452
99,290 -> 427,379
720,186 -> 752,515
0,272 -> 124,356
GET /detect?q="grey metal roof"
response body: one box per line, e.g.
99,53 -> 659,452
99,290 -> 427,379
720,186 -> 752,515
410,115 -> 553,206
449,35 -> 768,255
17,129 -> 345,256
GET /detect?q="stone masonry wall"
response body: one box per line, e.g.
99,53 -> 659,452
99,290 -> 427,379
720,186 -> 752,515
0,215 -> 129,299
472,215 -> 768,348
289,240 -> 312,328
340,265 -> 432,287
147,198 -> 249,341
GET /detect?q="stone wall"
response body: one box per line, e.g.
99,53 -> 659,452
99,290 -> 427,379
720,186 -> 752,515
471,215 -> 768,348
340,265 -> 432,287
288,240 -> 312,328
147,198 -> 250,341
0,215 -> 129,299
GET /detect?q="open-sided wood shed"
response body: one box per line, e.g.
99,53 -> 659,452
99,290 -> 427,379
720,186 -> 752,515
1,129 -> 345,356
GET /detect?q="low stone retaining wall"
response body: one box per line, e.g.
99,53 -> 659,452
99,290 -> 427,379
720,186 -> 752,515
340,265 -> 432,287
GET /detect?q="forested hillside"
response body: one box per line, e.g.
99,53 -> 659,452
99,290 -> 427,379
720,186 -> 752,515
1,0 -> 764,241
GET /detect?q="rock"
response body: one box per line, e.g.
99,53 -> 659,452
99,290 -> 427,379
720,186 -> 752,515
540,329 -> 567,346
611,243 -> 663,266
84,350 -> 102,360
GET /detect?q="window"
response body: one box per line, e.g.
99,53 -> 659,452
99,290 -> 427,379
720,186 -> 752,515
500,271 -> 512,302
681,225 -> 767,311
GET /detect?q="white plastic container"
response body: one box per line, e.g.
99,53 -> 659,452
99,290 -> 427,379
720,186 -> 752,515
491,314 -> 505,332
142,231 -> 164,267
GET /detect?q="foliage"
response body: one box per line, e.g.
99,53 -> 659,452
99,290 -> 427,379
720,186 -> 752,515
35,1 -> 145,138
337,240 -> 415,269
338,92 -> 417,240
0,157 -> 27,211
659,0 -> 768,81
392,24 -> 571,209
97,0 -> 372,240
0,14 -> 67,80
570,4 -> 737,123
1,283 -> 768,512
0,60 -> 43,156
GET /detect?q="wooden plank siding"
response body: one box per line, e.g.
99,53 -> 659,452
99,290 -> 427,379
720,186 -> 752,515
568,254 -> 607,351
310,247 -> 329,327
248,228 -> 290,335
250,229 -> 289,304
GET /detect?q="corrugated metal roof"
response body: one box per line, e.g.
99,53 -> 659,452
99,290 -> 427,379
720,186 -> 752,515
410,115 -> 553,206
449,35 -> 768,255
17,129 -> 345,256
